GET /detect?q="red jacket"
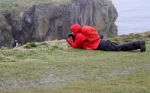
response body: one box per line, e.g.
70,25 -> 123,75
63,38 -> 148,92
67,24 -> 101,50
67,33 -> 86,48
81,26 -> 101,50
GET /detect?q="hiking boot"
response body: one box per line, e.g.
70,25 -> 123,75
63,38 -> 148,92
140,41 -> 146,52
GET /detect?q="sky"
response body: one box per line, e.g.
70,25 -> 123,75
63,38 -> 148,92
112,0 -> 150,35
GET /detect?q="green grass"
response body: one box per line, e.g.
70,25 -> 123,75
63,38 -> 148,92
0,0 -> 150,92
0,39 -> 150,93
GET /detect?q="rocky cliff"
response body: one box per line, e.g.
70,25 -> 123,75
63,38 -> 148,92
70,0 -> 118,36
0,12 -> 14,47
0,0 -> 118,47
20,4 -> 70,43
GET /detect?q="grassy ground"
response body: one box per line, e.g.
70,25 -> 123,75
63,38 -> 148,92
0,0 -> 150,92
0,37 -> 150,93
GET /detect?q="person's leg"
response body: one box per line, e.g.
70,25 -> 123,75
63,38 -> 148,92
97,40 -> 121,51
97,40 -> 146,52
119,40 -> 146,52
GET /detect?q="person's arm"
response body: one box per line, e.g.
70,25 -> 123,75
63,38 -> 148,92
67,38 -> 79,48
66,34 -> 86,48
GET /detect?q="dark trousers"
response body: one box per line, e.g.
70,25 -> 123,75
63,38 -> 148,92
97,40 -> 142,51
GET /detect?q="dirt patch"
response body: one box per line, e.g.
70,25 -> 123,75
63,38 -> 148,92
0,74 -> 64,90
0,73 -> 84,90
100,62 -> 150,78
0,62 -> 149,90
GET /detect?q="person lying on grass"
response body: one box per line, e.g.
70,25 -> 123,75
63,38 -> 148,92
66,24 -> 146,52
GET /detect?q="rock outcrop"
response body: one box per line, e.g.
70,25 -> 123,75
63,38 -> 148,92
0,0 -> 118,47
0,27 -> 13,48
0,10 -> 22,47
20,0 -> 118,43
70,0 -> 118,36
0,13 -> 14,47
21,4 -> 70,43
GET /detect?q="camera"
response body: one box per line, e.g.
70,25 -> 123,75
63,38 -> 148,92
67,33 -> 75,40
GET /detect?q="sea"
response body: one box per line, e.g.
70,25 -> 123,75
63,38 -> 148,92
112,0 -> 150,35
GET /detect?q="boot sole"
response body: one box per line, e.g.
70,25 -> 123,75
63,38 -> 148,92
140,41 -> 146,52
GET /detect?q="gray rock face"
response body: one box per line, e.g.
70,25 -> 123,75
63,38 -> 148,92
0,14 -> 14,47
70,0 -> 118,36
20,0 -> 118,43
0,29 -> 14,48
0,0 -> 118,47
21,4 -> 70,43
3,11 -> 22,44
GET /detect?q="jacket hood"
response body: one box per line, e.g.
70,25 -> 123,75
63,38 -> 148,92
70,24 -> 81,34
